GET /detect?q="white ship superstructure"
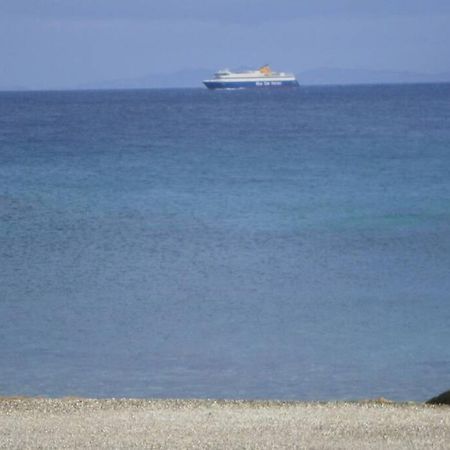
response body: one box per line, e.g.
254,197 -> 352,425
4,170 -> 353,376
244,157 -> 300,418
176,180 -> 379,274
203,65 -> 299,89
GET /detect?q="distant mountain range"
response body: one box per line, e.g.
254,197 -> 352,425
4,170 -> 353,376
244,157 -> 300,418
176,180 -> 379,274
298,68 -> 450,85
76,67 -> 450,90
0,85 -> 30,91
2,68 -> 450,91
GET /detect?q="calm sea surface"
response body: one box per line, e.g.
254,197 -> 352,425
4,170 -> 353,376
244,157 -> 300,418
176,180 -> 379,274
1,85 -> 449,401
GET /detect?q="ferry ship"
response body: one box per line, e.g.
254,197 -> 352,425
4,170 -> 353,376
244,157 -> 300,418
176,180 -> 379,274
203,65 -> 299,90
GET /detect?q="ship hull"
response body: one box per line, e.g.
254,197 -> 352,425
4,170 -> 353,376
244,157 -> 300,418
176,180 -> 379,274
203,79 -> 299,90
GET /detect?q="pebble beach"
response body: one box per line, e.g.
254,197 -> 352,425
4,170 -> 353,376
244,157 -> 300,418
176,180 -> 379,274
1,398 -> 449,449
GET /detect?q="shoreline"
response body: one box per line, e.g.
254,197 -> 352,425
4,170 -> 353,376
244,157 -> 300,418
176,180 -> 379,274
1,397 -> 449,449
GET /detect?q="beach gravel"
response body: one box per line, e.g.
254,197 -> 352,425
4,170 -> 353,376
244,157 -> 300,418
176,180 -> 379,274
0,398 -> 449,449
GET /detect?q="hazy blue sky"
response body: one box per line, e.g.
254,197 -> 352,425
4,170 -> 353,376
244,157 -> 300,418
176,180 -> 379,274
1,0 -> 449,88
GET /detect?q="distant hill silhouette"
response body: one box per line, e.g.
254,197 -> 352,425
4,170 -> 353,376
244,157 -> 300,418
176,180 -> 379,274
298,68 -> 450,85
77,68 -> 450,90
2,68 -> 450,91
0,85 -> 31,92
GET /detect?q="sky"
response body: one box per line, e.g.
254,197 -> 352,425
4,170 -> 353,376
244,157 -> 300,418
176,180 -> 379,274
0,0 -> 449,88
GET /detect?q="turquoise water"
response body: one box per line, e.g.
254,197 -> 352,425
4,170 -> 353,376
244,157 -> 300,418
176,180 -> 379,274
1,85 -> 449,400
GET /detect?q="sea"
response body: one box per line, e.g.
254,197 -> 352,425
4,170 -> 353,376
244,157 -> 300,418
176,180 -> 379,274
1,84 -> 449,401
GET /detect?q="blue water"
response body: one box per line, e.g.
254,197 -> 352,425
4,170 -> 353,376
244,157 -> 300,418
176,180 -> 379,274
1,85 -> 449,401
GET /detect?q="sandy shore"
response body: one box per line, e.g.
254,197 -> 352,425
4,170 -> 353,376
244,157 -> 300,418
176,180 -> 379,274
1,398 -> 449,449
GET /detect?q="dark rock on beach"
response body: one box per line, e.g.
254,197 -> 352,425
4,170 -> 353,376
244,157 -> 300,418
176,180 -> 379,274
426,390 -> 450,405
